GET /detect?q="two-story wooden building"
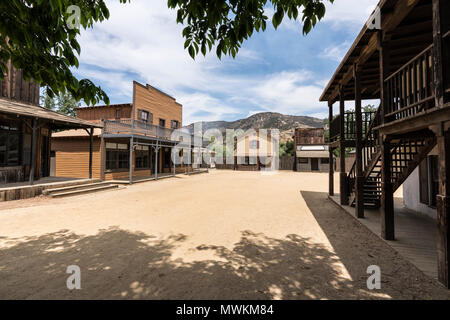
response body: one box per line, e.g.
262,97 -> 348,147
323,0 -> 450,287
0,62 -> 100,186
294,128 -> 330,172
52,81 -> 189,182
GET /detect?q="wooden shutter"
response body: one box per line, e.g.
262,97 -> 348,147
419,157 -> 429,205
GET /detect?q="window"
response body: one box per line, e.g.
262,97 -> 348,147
171,120 -> 179,129
419,156 -> 439,207
159,118 -> 166,127
138,110 -> 151,123
321,158 -> 330,164
249,140 -> 259,149
298,158 -> 308,164
0,120 -> 21,167
115,109 -> 121,120
106,142 -> 129,171
135,145 -> 150,169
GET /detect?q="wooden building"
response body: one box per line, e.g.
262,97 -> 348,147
322,0 -> 450,287
233,129 -> 275,171
295,128 -> 329,172
52,81 -> 190,182
0,64 -> 100,185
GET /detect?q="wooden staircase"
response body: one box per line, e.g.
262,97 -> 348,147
347,109 -> 437,209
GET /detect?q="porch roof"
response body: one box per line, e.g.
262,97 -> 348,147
320,0 -> 432,102
0,98 -> 102,129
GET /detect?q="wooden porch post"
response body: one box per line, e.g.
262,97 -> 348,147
89,127 -> 93,180
29,118 -> 37,185
378,31 -> 391,125
339,90 -> 348,205
436,125 -> 450,288
155,141 -> 159,180
173,147 -> 176,176
432,0 -> 449,108
380,137 -> 395,240
354,64 -> 364,218
328,100 -> 334,196
129,136 -> 133,184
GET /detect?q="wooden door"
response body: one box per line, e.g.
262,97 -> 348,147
311,158 -> 319,171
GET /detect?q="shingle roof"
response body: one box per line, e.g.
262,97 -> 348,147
0,98 -> 102,128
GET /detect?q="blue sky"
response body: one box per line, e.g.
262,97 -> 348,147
74,0 -> 379,125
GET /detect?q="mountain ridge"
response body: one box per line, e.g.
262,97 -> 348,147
185,112 -> 325,142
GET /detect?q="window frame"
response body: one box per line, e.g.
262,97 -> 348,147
159,118 -> 166,128
105,142 -> 129,172
0,119 -> 21,167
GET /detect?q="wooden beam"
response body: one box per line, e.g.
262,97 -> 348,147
380,137 -> 395,240
329,100 -> 334,196
436,124 -> 450,288
89,127 -> 93,179
339,90 -> 348,205
354,64 -> 364,219
29,118 -> 37,185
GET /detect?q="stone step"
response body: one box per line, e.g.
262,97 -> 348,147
43,182 -> 114,195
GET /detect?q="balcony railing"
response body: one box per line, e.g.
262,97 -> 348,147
104,119 -> 176,141
329,111 -> 376,143
384,45 -> 435,123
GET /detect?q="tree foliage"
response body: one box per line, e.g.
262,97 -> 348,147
169,0 -> 334,59
40,87 -> 80,117
1,0 -> 332,106
0,0 -> 129,106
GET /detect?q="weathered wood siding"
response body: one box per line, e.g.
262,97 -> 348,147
295,128 -> 325,146
52,137 -> 102,179
0,61 -> 40,105
133,82 -> 182,128
77,104 -> 132,123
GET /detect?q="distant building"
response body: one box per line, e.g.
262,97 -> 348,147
294,128 -> 329,172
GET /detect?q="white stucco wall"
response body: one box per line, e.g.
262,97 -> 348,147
402,146 -> 438,220
402,167 -> 437,220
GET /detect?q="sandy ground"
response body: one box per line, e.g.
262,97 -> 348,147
0,170 -> 448,300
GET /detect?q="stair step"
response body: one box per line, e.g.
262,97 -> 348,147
44,182 -> 114,195
48,184 -> 119,198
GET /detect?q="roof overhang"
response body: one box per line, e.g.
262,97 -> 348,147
320,0 -> 431,103
0,98 -> 102,129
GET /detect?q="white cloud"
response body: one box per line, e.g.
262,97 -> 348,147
74,0 -> 376,125
321,41 -> 352,62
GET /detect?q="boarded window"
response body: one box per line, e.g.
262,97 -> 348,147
138,110 -> 151,123
298,158 -> 308,164
429,156 -> 438,208
419,158 -> 429,205
321,158 -> 330,164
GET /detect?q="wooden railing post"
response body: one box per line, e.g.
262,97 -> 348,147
354,64 -> 364,218
328,100 -> 334,196
339,89 -> 348,205
432,0 -> 448,108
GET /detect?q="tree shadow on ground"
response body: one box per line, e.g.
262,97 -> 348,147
1,226 -> 383,300
300,191 -> 450,300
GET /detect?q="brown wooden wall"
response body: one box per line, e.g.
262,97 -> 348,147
0,62 -> 40,105
76,104 -> 132,123
295,128 -> 325,146
133,82 -> 182,128
52,137 -> 102,179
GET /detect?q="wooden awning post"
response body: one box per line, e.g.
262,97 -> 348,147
436,125 -> 450,288
328,101 -> 334,196
354,64 -> 365,218
29,118 -> 37,185
380,137 -> 395,240
129,136 -> 133,184
339,90 -> 348,205
154,141 -> 159,180
432,0 -> 447,108
89,127 -> 93,180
